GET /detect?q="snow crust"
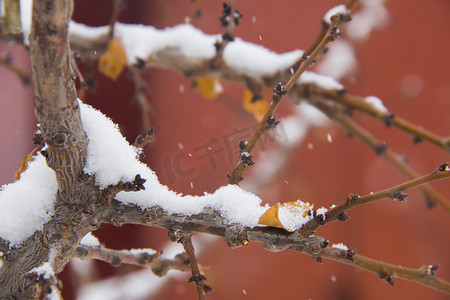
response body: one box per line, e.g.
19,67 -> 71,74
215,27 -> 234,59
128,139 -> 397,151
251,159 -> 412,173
80,101 -> 269,228
298,71 -> 344,90
223,38 -> 303,78
277,200 -> 313,232
80,232 -> 101,247
30,262 -> 54,279
0,154 -> 57,245
331,243 -> 349,251
364,96 -> 388,112
323,5 -> 349,24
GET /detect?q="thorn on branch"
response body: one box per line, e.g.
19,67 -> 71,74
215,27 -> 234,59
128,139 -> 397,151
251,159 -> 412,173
329,26 -> 342,39
134,127 -> 154,149
438,162 -> 449,172
375,142 -> 387,155
384,114 -> 395,127
188,274 -> 207,284
240,152 -> 255,166
267,116 -> 280,129
312,210 -> 326,225
426,265 -> 439,276
348,194 -> 360,203
413,136 -> 423,144
426,197 -> 437,209
392,191 -> 408,202
337,212 -> 349,221
133,58 -> 147,71
392,190 -> 406,201
40,150 -> 49,159
346,248 -> 356,261
385,275 -> 395,286
273,82 -> 288,97
337,88 -> 347,96
239,139 -> 248,151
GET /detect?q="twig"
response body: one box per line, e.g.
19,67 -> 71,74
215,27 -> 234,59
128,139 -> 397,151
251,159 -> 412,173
101,200 -> 450,294
189,0 -> 203,24
309,246 -> 450,294
210,1 -> 241,69
73,243 -> 192,276
312,99 -> 450,213
300,163 -> 450,237
108,0 -> 125,39
228,14 -> 345,184
129,64 -> 153,134
315,87 -> 450,151
169,231 -> 211,300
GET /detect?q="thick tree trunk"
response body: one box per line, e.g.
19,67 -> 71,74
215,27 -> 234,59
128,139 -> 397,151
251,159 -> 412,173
0,1 -> 99,297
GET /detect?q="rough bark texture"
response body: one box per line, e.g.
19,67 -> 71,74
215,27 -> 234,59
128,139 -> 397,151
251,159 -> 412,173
0,1 -> 98,298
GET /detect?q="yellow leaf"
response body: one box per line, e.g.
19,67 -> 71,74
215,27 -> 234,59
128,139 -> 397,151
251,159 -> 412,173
98,37 -> 127,80
194,77 -> 223,100
258,200 -> 313,232
14,146 -> 41,181
242,90 -> 268,121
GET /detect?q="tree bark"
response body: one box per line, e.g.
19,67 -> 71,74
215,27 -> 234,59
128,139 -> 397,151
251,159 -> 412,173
0,1 -> 99,297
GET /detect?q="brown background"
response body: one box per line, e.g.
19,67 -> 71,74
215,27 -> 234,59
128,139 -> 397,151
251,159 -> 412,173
1,0 -> 449,299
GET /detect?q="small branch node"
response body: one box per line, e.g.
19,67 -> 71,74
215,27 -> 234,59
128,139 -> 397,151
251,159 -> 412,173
240,152 -> 255,166
392,191 -> 408,202
345,248 -> 356,261
273,82 -> 287,97
336,212 -> 349,221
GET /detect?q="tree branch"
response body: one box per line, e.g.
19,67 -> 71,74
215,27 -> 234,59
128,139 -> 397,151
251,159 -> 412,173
300,163 -> 450,237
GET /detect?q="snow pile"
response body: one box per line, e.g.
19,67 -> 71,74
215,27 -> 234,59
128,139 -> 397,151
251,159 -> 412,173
277,201 -> 313,232
223,38 -> 303,78
80,101 -> 269,227
80,232 -> 101,247
30,262 -> 54,280
297,71 -> 344,90
323,4 -> 350,24
69,22 -> 303,78
364,96 -> 388,112
0,154 -> 57,245
331,243 -> 349,251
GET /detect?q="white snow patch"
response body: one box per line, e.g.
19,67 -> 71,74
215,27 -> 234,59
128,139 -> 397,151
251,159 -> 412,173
316,207 -> 328,220
323,4 -> 349,24
129,248 -> 157,256
30,262 -> 54,280
0,154 -> 57,245
364,96 -> 388,112
19,0 -> 32,43
331,243 -> 349,251
114,23 -> 217,64
80,232 -> 101,247
277,200 -> 313,232
79,101 -> 268,228
317,40 -> 356,80
224,38 -> 303,78
298,71 -> 344,90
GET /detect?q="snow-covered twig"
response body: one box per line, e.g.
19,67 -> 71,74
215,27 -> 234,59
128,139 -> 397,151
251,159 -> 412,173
73,241 -> 191,276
